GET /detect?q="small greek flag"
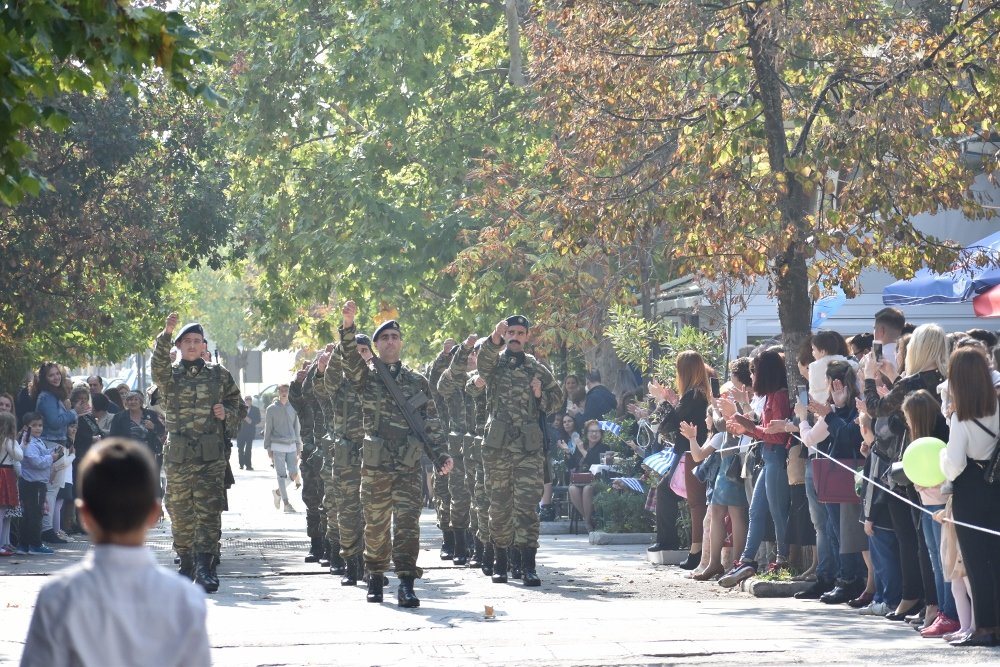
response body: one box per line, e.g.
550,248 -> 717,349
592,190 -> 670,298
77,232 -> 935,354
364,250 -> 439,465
599,420 -> 622,436
619,477 -> 645,493
643,448 -> 678,476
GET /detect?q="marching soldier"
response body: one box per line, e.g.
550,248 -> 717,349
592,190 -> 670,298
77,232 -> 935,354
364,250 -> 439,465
464,341 -> 491,572
436,335 -> 478,566
340,301 -> 453,607
153,313 -> 243,593
306,337 -> 371,584
478,315 -> 562,586
428,341 -> 457,560
289,361 -> 328,565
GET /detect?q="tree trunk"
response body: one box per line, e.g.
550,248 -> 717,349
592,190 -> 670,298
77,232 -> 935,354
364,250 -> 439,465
505,0 -> 527,87
584,337 -> 640,404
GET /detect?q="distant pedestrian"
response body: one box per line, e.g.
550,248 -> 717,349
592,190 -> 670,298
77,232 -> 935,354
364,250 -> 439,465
236,396 -> 260,471
20,438 -> 211,667
263,383 -> 303,513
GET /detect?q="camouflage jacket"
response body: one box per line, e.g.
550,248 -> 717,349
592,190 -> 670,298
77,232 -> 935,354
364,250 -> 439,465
428,351 -> 452,431
304,346 -> 366,443
152,330 -> 243,461
465,371 -> 488,437
289,376 -> 321,446
341,324 -> 448,469
477,336 -> 563,452
437,343 -> 477,436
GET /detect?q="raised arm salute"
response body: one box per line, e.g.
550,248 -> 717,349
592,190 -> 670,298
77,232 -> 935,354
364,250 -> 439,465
153,312 -> 243,594
338,300 -> 452,608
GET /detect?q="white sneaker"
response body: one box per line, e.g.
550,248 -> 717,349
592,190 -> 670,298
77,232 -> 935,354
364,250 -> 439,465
858,601 -> 890,616
272,489 -> 281,509
283,503 -> 297,514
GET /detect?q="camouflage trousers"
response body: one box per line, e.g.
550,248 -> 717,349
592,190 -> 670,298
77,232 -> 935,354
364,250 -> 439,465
300,439 -> 326,540
483,447 -> 543,549
164,458 -> 227,554
361,464 -> 423,578
470,441 -> 491,543
323,436 -> 364,558
433,470 -> 451,529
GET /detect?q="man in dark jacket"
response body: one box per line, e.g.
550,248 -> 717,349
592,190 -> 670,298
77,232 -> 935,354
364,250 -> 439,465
236,395 -> 261,470
582,370 -> 617,423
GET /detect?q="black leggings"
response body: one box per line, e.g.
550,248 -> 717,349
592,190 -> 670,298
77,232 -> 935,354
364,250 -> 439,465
17,478 -> 46,548
887,490 -> 924,601
953,463 -> 1000,629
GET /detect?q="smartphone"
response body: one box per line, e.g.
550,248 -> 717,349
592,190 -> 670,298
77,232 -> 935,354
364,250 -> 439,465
873,341 -> 883,362
796,384 -> 808,406
711,377 -> 721,398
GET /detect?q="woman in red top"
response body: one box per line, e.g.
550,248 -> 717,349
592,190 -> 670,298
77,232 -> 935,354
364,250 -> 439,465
719,349 -> 793,587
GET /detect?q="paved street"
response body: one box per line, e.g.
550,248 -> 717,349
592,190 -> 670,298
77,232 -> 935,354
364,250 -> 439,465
2,441 -> 1000,666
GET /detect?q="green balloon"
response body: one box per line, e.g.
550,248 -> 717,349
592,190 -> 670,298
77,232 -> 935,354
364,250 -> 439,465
902,437 -> 947,487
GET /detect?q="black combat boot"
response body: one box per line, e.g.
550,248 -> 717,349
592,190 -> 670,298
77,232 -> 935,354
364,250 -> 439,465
329,547 -> 347,576
521,547 -> 541,587
367,574 -> 384,603
468,538 -> 484,569
453,530 -> 468,566
305,536 -> 323,563
319,539 -> 332,567
481,542 -> 495,577
177,553 -> 195,580
397,576 -> 420,608
194,553 -> 219,593
440,529 -> 455,560
491,546 -> 508,584
510,546 -> 522,580
341,555 -> 361,586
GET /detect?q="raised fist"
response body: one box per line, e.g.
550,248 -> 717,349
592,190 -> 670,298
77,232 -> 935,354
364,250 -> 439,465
342,300 -> 357,328
464,334 -> 478,348
443,338 -> 457,354
317,350 -> 332,374
165,312 -> 179,335
493,320 -> 508,341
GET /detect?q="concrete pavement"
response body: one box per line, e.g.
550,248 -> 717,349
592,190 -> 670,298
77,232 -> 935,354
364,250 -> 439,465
3,442 -> 999,665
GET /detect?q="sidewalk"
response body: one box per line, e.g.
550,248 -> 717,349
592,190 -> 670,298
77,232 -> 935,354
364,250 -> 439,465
2,444 -> 998,665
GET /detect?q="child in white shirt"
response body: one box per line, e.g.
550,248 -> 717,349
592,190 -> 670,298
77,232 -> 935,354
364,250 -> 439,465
20,438 -> 211,667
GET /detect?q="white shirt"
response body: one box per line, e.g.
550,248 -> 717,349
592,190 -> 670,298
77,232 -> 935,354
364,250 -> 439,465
807,355 -> 858,404
20,545 -> 211,667
941,410 -> 1000,481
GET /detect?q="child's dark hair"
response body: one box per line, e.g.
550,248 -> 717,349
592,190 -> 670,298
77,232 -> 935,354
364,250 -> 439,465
22,411 -> 42,425
77,438 -> 158,534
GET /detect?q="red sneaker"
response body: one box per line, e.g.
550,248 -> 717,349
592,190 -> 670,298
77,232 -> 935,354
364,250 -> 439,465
920,614 -> 961,638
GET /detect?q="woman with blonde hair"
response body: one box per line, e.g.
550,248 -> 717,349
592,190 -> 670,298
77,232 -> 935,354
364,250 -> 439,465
647,351 -> 712,569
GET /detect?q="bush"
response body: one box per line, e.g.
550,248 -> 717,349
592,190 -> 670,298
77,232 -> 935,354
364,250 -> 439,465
592,483 -> 654,533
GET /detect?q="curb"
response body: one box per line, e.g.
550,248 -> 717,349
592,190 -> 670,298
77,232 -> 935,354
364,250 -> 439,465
590,531 -> 656,546
739,578 -> 814,598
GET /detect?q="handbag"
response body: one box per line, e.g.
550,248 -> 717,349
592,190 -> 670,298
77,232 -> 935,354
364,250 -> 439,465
811,456 -> 862,504
970,412 -> 1000,485
693,451 -> 721,484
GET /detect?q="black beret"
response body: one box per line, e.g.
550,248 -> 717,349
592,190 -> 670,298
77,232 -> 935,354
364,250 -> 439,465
373,320 -> 401,342
505,315 -> 530,329
356,333 -> 372,348
174,322 -> 205,345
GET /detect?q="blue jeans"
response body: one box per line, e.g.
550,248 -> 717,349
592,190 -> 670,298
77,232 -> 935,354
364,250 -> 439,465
805,462 -> 836,581
741,446 -> 790,563
869,525 -> 902,607
920,505 -> 957,619
825,503 -> 866,582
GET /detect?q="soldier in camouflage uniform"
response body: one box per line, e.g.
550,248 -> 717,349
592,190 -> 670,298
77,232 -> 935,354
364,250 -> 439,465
428,341 -> 457,560
436,335 -> 479,566
289,360 -> 328,566
340,301 -> 453,607
305,336 -> 370,583
478,315 -> 563,586
464,342 -> 491,572
154,313 -> 244,593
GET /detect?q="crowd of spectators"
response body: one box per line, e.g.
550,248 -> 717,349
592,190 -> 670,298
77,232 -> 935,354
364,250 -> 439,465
0,366 -> 165,558
541,307 -> 1000,648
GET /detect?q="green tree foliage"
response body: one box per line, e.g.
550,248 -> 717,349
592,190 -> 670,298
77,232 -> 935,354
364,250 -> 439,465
0,0 -> 220,204
187,0 -> 535,358
0,86 -> 233,382
471,0 -> 1000,378
606,305 -> 723,386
